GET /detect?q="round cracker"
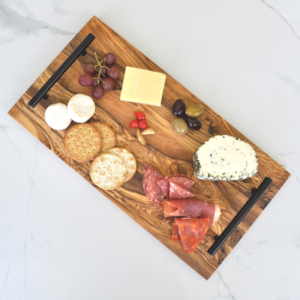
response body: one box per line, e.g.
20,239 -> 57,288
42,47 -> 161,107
90,154 -> 127,190
107,147 -> 136,182
63,124 -> 102,162
89,122 -> 117,153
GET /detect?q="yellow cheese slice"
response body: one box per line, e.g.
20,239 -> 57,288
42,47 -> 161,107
120,67 -> 166,106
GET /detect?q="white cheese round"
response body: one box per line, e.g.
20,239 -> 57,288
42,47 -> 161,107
45,103 -> 72,130
67,94 -> 95,123
194,135 -> 258,181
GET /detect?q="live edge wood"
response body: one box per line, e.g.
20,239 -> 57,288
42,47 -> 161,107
8,16 -> 290,280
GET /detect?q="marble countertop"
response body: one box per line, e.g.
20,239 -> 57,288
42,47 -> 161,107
1,0 -> 299,299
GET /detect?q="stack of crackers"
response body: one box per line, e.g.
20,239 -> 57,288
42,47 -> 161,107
63,122 -> 136,190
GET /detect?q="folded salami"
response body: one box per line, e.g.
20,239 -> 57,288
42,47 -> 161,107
172,218 -> 210,253
164,199 -> 221,227
169,176 -> 194,190
169,180 -> 195,199
157,173 -> 194,199
143,164 -> 165,208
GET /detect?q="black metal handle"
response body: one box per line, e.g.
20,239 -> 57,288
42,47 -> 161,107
207,177 -> 273,256
28,33 -> 95,108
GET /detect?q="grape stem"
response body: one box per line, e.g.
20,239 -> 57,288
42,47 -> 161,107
95,52 -> 101,65
94,52 -> 110,87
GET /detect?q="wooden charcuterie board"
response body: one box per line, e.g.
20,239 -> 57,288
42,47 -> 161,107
8,16 -> 290,280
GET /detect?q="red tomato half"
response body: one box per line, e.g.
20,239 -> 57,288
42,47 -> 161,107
129,119 -> 139,128
138,120 -> 148,129
134,111 -> 146,120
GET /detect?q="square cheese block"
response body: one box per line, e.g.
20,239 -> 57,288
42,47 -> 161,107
120,67 -> 166,106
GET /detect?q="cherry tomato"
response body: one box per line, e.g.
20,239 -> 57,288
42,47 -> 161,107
138,120 -> 148,129
134,111 -> 146,120
129,119 -> 139,128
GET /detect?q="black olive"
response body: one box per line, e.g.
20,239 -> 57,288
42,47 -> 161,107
172,99 -> 185,117
180,113 -> 188,121
186,117 -> 201,130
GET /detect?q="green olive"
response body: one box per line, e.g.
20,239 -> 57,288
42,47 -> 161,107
186,104 -> 204,118
172,118 -> 188,135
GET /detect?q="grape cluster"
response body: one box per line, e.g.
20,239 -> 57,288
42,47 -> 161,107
78,52 -> 120,99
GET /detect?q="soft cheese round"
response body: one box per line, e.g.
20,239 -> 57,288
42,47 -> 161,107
45,103 -> 72,130
67,94 -> 95,123
193,135 -> 258,181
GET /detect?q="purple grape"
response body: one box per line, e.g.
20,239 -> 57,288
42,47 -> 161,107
108,66 -> 120,79
92,77 -> 101,87
95,65 -> 108,76
104,53 -> 116,65
92,87 -> 104,99
102,68 -> 108,76
101,77 -> 115,91
83,62 -> 96,74
78,74 -> 93,87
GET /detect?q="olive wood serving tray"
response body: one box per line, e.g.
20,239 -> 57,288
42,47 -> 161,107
8,16 -> 290,280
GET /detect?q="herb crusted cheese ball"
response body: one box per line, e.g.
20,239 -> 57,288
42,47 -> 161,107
193,135 -> 258,181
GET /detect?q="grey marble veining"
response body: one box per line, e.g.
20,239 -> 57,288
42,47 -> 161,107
0,0 -> 299,299
0,0 -> 74,46
261,0 -> 300,41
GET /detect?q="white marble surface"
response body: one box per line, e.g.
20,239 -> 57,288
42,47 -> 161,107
0,0 -> 299,299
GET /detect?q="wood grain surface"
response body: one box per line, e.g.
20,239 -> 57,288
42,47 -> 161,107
8,16 -> 290,280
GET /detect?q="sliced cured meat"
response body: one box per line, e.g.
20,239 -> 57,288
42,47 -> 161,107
200,201 -> 221,227
157,173 -> 185,198
173,218 -> 210,253
171,223 -> 180,242
143,164 -> 165,208
164,199 -> 221,227
156,177 -> 170,198
164,198 -> 206,218
169,181 -> 195,200
169,176 -> 194,190
187,187 -> 194,193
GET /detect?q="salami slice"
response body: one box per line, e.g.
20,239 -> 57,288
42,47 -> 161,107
157,173 -> 194,199
156,177 -> 170,198
171,223 -> 180,242
173,218 -> 210,253
157,173 -> 184,198
169,181 -> 195,200
143,164 -> 165,208
169,176 -> 194,190
164,199 -> 221,227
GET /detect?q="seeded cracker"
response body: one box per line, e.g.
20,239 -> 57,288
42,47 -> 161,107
107,147 -> 137,182
89,122 -> 117,153
63,124 -> 102,162
90,154 -> 127,190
